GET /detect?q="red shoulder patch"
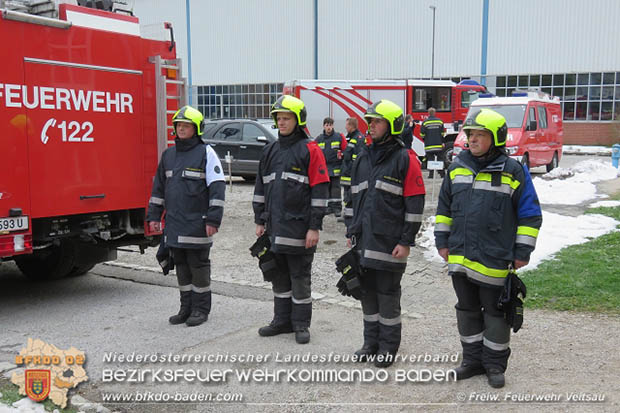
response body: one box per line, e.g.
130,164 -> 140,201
306,141 -> 330,187
403,149 -> 425,196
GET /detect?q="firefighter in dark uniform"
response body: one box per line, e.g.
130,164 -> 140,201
434,108 -> 542,388
252,95 -> 330,344
420,107 -> 446,178
147,105 -> 225,327
347,100 -> 426,367
341,117 -> 367,226
315,117 -> 347,217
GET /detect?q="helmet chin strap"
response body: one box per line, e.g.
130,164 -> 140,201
373,131 -> 391,145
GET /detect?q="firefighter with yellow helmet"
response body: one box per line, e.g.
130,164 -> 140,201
346,99 -> 426,367
434,108 -> 542,388
147,105 -> 226,327
252,95 -> 330,344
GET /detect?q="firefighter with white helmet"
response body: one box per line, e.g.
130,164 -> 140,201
147,105 -> 226,327
347,99 -> 426,367
434,108 -> 542,388
252,95 -> 330,344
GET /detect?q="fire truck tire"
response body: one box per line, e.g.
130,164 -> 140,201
68,263 -> 96,277
15,240 -> 77,280
546,152 -> 558,173
242,175 -> 256,182
521,153 -> 530,170
444,142 -> 454,166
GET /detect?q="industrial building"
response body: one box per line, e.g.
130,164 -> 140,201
134,0 -> 620,145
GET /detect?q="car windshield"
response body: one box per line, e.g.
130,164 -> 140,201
469,105 -> 527,128
461,90 -> 483,108
258,120 -> 279,138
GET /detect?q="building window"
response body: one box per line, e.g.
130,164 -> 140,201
195,82 -> 284,120
493,71 -> 619,122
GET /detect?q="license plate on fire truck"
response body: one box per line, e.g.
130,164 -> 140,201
0,216 -> 29,232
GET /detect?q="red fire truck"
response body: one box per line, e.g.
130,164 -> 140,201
283,79 -> 487,155
0,2 -> 184,279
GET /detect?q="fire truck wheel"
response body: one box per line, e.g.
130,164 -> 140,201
68,264 -> 96,277
444,142 -> 454,166
14,240 -> 77,280
546,152 -> 558,173
521,153 -> 530,170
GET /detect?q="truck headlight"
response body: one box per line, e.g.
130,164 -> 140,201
453,146 -> 463,155
506,146 -> 519,155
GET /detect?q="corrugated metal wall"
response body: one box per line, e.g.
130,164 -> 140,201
487,0 -> 620,75
133,0 -> 620,84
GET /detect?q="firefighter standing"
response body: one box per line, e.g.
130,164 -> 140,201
420,107 -> 446,178
401,114 -> 415,150
341,117 -> 367,226
347,100 -> 425,367
252,96 -> 330,344
147,106 -> 226,327
434,108 -> 542,388
315,117 -> 347,218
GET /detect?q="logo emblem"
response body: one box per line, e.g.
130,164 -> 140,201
25,370 -> 51,402
214,165 -> 221,174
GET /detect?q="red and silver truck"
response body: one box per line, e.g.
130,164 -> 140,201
0,1 -> 184,279
283,79 -> 487,156
453,91 -> 563,171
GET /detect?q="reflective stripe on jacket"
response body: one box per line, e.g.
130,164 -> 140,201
434,150 -> 542,286
348,140 -> 426,273
252,130 -> 329,254
315,131 -> 347,176
147,142 -> 226,249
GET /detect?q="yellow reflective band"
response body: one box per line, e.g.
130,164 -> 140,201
450,168 -> 474,180
425,145 -> 443,150
317,142 -> 325,148
331,141 -> 340,147
517,226 -> 539,237
475,173 -> 521,190
448,255 -> 509,278
350,139 -> 358,144
436,215 -> 453,225
333,169 -> 341,174
341,176 -> 351,182
352,154 -> 358,159
424,119 -> 444,125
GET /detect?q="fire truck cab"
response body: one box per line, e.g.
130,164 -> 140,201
0,0 -> 184,279
283,79 -> 487,157
453,91 -> 563,171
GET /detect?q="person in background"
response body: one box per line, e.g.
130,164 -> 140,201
420,107 -> 446,178
401,114 -> 415,150
315,117 -> 348,218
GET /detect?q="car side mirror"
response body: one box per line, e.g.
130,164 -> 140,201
256,136 -> 268,143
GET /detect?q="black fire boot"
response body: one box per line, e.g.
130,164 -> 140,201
186,291 -> 211,327
354,320 -> 379,362
294,326 -> 310,344
486,368 -> 505,388
455,361 -> 486,380
169,290 -> 192,325
258,297 -> 293,336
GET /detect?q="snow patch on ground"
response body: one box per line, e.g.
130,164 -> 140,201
535,159 -> 619,205
418,208 -> 620,271
588,200 -> 620,208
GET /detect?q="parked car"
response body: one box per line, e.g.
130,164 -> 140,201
202,119 -> 278,180
452,90 -> 563,171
